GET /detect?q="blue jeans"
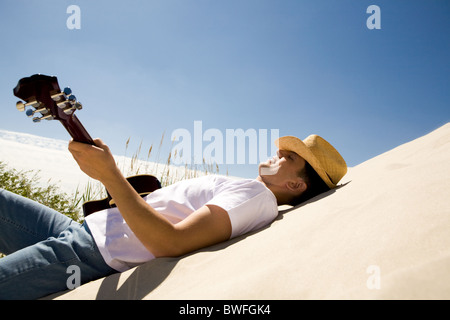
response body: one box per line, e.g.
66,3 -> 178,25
0,189 -> 116,300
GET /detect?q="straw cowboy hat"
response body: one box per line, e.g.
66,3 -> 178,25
275,135 -> 347,189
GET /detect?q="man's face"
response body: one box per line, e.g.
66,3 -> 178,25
258,149 -> 306,186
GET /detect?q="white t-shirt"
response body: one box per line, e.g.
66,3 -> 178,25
85,175 -> 278,272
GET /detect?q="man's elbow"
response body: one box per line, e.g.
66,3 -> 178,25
151,243 -> 186,258
145,232 -> 186,258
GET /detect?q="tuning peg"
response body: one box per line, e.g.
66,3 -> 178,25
16,100 -> 38,112
63,87 -> 72,96
16,101 -> 25,112
57,96 -> 77,109
32,114 -> 54,122
61,101 -> 83,115
25,106 -> 47,117
51,87 -> 73,102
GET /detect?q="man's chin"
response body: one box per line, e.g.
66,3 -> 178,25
259,164 -> 280,176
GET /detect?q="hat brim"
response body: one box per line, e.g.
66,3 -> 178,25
275,136 -> 335,189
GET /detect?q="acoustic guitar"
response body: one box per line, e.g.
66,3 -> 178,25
13,74 -> 161,217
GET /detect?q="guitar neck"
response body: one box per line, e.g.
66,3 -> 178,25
62,114 -> 95,145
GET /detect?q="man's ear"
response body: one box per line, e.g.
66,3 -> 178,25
286,177 -> 307,195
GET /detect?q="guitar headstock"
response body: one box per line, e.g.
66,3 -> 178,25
14,74 -> 82,123
13,74 -> 94,144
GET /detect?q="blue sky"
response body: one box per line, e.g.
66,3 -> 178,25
1,0 -> 449,178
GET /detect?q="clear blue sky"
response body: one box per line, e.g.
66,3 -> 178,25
1,0 -> 449,178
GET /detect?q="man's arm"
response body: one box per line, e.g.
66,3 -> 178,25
68,139 -> 232,257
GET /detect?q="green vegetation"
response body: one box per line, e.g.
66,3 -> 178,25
0,161 -> 82,258
0,161 -> 82,222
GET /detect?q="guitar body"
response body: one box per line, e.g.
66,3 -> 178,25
13,74 -> 161,217
82,175 -> 161,216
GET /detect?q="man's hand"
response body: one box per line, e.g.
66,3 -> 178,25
68,138 -> 121,183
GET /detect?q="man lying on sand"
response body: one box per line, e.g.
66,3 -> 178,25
0,134 -> 346,299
